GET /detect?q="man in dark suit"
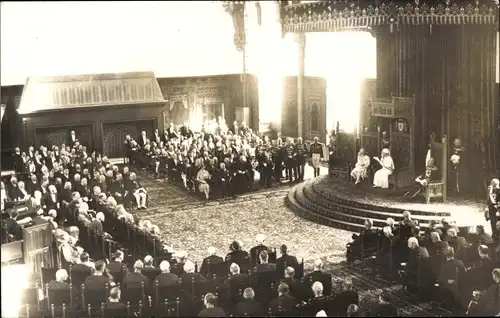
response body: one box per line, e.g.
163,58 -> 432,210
276,244 -> 299,278
137,131 -> 148,149
181,260 -> 206,285
198,293 -> 225,317
332,278 -> 359,317
84,260 -> 110,290
199,246 -> 225,279
106,250 -> 128,286
253,250 -> 276,273
439,246 -> 467,314
466,245 -> 496,292
370,290 -> 399,317
102,287 -> 128,317
26,174 -> 41,196
445,228 -> 468,261
234,287 -> 264,317
269,282 -> 296,315
250,234 -> 269,267
297,281 -> 335,316
4,210 -> 23,241
225,241 -> 249,273
48,269 -> 70,291
428,231 -> 449,262
12,147 -> 24,175
123,260 -> 150,293
304,259 -> 332,297
141,255 -> 161,286
70,254 -> 93,287
399,237 -> 431,292
68,130 -> 78,148
154,261 -> 180,287
281,267 -> 305,302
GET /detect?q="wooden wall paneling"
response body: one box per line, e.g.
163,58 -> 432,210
101,119 -> 156,158
33,123 -> 94,149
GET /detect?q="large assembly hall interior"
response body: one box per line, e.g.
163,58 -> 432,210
1,1 -> 499,317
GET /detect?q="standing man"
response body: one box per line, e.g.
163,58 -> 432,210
294,138 -> 307,181
485,178 -> 499,242
309,137 -> 324,178
270,140 -> 282,183
284,138 -> 296,184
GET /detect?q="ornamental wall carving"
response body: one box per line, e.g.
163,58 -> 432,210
280,1 -> 499,33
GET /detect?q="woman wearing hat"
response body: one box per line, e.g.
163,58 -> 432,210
373,148 -> 395,189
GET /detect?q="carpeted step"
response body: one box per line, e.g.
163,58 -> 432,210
286,185 -> 365,232
294,182 -> 389,229
312,177 -> 451,218
303,182 -> 445,227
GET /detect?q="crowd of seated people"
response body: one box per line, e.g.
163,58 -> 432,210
1,136 -> 176,263
23,230 -> 420,318
346,212 -> 500,316
124,119 -> 325,200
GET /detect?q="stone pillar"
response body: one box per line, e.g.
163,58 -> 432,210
297,33 -> 306,139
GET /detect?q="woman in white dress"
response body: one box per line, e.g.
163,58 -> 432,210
373,148 -> 395,188
350,148 -> 371,184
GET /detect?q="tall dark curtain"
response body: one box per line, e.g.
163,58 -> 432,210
376,24 -> 498,193
1,99 -> 24,170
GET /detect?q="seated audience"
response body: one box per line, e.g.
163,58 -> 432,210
48,269 -> 70,290
181,260 -> 206,284
199,246 -> 224,278
250,234 -> 269,266
269,282 -> 296,314
84,260 -> 110,290
154,261 -> 180,287
347,304 -> 360,317
123,260 -> 149,291
304,259 -> 332,297
106,250 -> 127,286
333,278 -> 359,316
253,250 -> 276,272
234,287 -> 264,317
439,246 -> 467,314
276,244 -> 299,278
370,290 -> 399,317
102,287 -> 128,317
198,293 -> 225,317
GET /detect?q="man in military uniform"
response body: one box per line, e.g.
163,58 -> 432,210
309,137 -> 324,178
284,138 -> 296,183
294,137 -> 307,181
270,140 -> 282,183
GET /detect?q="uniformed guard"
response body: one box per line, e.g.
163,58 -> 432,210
309,137 -> 324,178
284,138 -> 296,183
294,137 -> 307,181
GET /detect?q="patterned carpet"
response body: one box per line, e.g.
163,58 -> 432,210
131,171 -> 451,317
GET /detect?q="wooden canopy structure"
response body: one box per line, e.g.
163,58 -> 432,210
18,72 -> 166,157
18,72 -> 165,115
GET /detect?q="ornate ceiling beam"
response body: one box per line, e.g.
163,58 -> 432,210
280,0 -> 499,33
222,1 -> 247,51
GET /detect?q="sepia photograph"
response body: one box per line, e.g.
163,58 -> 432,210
1,1 -> 499,317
